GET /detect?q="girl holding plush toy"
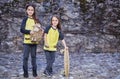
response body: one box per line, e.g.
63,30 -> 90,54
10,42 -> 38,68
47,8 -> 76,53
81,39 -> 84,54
20,3 -> 41,78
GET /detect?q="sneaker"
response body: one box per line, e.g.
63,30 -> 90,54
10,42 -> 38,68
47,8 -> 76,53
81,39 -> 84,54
23,70 -> 29,78
43,70 -> 52,77
33,73 -> 38,77
33,72 -> 38,77
23,73 -> 28,78
33,70 -> 38,77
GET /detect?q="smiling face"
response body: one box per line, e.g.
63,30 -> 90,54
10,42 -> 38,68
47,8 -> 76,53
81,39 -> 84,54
26,6 -> 34,17
51,16 -> 59,27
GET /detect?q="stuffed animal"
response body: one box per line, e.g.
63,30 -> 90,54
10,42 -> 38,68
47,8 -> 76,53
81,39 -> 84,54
30,23 -> 43,42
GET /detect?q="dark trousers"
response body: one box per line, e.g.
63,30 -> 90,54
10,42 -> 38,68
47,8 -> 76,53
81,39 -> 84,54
23,44 -> 37,76
44,50 -> 56,73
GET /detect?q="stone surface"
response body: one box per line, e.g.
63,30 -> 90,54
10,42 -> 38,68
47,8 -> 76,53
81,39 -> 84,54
0,0 -> 120,53
0,52 -> 120,79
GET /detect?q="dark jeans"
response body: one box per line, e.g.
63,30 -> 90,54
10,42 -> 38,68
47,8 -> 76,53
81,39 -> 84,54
23,44 -> 37,76
44,50 -> 56,73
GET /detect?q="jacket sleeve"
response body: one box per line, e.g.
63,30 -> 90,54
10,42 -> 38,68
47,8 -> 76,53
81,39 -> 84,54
20,17 -> 30,34
44,26 -> 51,34
59,30 -> 64,40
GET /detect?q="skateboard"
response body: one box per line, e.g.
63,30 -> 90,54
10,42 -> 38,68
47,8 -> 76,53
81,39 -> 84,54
60,48 -> 70,77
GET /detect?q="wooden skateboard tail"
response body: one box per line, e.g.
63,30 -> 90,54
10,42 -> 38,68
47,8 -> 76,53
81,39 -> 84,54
64,49 -> 70,77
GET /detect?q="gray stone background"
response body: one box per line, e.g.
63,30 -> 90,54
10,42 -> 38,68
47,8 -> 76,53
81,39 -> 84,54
0,0 -> 120,53
1,0 -> 120,79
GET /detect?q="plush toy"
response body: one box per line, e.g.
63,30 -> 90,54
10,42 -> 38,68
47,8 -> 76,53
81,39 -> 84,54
30,23 -> 43,42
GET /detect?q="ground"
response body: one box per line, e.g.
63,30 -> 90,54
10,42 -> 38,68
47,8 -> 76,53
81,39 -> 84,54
0,52 -> 120,79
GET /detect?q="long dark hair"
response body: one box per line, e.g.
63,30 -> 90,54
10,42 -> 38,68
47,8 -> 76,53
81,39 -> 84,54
50,15 -> 61,30
26,3 -> 40,23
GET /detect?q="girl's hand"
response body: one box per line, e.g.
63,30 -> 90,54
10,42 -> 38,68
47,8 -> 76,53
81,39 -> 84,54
65,46 -> 68,50
45,44 -> 49,48
30,30 -> 34,34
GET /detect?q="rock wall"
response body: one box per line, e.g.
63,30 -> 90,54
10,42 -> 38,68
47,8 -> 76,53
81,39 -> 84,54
0,0 -> 120,53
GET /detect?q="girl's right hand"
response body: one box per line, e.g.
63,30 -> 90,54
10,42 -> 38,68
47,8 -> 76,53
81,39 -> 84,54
45,44 -> 49,48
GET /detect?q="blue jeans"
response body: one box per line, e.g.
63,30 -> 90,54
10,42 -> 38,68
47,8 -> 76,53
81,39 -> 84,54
44,50 -> 56,73
23,44 -> 37,76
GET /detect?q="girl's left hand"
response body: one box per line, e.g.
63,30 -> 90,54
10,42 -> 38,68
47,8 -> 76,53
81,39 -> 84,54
30,30 -> 34,34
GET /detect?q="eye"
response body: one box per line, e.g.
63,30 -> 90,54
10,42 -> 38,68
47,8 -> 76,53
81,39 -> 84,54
29,9 -> 34,11
31,9 -> 34,11
52,20 -> 58,21
52,20 -> 55,21
27,6 -> 34,11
